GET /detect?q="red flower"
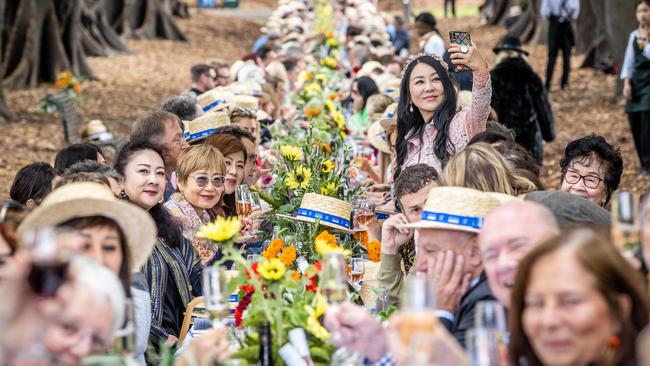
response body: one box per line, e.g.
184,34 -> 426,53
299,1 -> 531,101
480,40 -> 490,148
239,284 -> 255,294
234,290 -> 254,327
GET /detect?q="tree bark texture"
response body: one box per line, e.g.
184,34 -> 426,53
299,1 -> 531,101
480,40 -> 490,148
480,0 -> 512,26
124,0 -> 188,41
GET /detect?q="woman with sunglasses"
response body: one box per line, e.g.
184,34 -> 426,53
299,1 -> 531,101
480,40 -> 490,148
164,144 -> 227,264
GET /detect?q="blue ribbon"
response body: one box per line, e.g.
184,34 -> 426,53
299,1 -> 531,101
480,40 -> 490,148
420,211 -> 483,229
375,213 -> 389,220
188,128 -> 218,142
202,98 -> 225,112
297,208 -> 351,229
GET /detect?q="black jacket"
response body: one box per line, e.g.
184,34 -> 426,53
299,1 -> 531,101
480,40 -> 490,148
439,272 -> 496,348
491,57 -> 555,163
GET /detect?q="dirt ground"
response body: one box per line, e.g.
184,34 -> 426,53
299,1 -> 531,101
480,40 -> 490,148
0,0 -> 647,198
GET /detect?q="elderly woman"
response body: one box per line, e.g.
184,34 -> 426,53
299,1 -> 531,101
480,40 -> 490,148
440,142 -> 537,196
165,144 -> 226,264
394,43 -> 491,178
559,134 -> 623,207
509,228 -> 649,366
114,140 -> 202,348
17,182 -> 157,365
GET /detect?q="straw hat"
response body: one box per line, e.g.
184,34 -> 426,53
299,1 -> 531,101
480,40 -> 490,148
277,193 -> 360,232
229,60 -> 246,82
380,78 -> 401,102
226,81 -> 264,97
368,120 -> 391,154
357,61 -> 385,78
17,183 -> 156,271
232,95 -> 260,111
401,187 -> 503,232
379,103 -> 398,131
197,89 -> 234,113
82,119 -> 114,142
257,109 -> 272,122
186,111 -> 230,143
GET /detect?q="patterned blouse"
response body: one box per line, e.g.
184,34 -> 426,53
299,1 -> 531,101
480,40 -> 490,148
404,69 -> 492,173
164,193 -> 216,264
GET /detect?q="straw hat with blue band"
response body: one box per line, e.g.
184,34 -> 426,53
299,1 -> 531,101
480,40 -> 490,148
400,187 -> 506,233
197,90 -> 234,113
186,111 -> 231,144
380,78 -> 401,102
276,193 -> 364,233
232,95 -> 260,111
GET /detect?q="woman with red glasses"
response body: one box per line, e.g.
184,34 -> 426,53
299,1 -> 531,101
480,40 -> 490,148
559,135 -> 623,207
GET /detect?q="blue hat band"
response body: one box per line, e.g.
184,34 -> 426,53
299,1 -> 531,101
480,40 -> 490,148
420,211 -> 483,230
297,208 -> 351,229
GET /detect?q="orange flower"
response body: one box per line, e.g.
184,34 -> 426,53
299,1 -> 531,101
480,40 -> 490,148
328,93 -> 337,101
316,142 -> 332,155
290,270 -> 301,281
306,107 -> 321,119
367,240 -> 381,262
279,246 -> 298,266
315,230 -> 337,248
325,31 -> 334,38
72,82 -> 81,94
262,238 -> 284,259
354,231 -> 369,247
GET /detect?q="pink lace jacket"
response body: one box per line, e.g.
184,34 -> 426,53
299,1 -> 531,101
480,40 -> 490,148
404,69 -> 492,173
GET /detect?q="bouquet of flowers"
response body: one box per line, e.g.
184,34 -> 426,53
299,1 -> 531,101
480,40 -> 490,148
38,70 -> 83,112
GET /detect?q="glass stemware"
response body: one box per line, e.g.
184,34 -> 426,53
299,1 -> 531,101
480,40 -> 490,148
202,266 -> 229,327
235,185 -> 252,219
348,256 -> 366,291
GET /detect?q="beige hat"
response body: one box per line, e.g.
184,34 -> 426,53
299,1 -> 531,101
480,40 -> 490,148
187,111 -> 230,143
226,81 -> 264,97
232,95 -> 260,111
277,193 -> 361,233
257,109 -> 271,121
229,60 -> 246,82
379,103 -> 398,131
367,120 -> 391,154
380,78 -> 401,102
357,61 -> 385,78
197,89 -> 234,113
401,187 -> 503,232
18,183 -> 157,271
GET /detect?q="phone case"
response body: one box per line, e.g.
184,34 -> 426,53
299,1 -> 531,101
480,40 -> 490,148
449,31 -> 472,72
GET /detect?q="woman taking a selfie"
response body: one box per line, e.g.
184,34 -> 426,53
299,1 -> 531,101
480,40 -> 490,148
394,39 -> 491,178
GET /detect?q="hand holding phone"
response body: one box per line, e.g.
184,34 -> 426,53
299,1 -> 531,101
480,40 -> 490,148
448,31 -> 488,72
449,31 -> 472,72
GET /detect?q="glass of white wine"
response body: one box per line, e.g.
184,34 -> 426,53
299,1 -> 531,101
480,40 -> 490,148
202,266 -> 229,327
320,252 -> 348,304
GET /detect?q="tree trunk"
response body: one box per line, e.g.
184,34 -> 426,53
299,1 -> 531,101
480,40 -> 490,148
81,0 -> 130,57
507,0 -> 541,43
171,0 -> 190,18
125,0 -> 187,41
604,0 -> 635,69
480,0 -> 512,26
0,0 -> 11,120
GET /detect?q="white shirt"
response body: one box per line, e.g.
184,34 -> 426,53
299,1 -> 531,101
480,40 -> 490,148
540,0 -> 580,21
423,33 -> 446,58
621,30 -> 650,80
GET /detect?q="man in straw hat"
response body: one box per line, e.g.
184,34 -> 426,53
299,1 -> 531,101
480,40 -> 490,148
394,186 -> 503,346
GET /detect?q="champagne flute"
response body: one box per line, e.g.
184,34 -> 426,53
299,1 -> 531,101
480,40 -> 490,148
112,299 -> 136,355
467,328 -> 503,366
235,185 -> 252,219
611,191 -> 641,257
399,275 -> 438,346
320,252 -> 348,305
202,266 -> 229,327
248,191 -> 264,237
475,301 -> 507,331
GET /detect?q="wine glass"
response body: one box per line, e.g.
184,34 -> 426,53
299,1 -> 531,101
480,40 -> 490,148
248,191 -> 264,237
475,301 -> 507,331
112,299 -> 136,355
235,185 -> 252,219
398,275 -> 438,347
320,252 -> 348,305
23,227 -> 70,297
202,266 -> 229,327
611,191 -> 641,257
405,331 -> 436,366
467,328 -> 504,366
353,200 -> 375,230
348,256 -> 365,291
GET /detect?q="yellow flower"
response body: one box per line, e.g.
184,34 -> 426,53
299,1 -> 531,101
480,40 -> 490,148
320,181 -> 337,196
326,37 -> 338,47
196,216 -> 241,242
305,295 -> 329,340
321,160 -> 335,173
320,57 -> 337,69
325,31 -> 334,38
279,245 -> 297,266
325,100 -> 335,112
314,230 -> 337,254
258,258 -> 286,281
285,166 -> 312,190
305,82 -> 322,94
298,70 -> 314,83
331,49 -> 339,60
290,270 -> 301,281
55,71 -> 73,89
328,93 -> 337,101
280,145 -> 303,162
332,111 -> 345,130
367,240 -> 381,263
315,73 -> 327,83
262,238 -> 284,259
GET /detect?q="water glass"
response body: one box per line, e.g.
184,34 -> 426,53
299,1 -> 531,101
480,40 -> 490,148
202,266 -> 229,326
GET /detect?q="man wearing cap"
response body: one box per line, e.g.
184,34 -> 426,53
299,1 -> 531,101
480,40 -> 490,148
479,201 -> 559,309
393,186 -> 500,347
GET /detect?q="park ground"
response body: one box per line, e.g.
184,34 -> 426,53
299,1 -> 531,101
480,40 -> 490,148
0,0 -> 647,197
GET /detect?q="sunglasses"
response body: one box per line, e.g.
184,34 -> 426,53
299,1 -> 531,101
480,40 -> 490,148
191,175 -> 224,188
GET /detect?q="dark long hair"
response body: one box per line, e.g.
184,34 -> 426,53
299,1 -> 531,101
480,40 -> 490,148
354,76 -> 379,111
114,140 -> 182,247
509,228 -> 649,366
394,56 -> 458,179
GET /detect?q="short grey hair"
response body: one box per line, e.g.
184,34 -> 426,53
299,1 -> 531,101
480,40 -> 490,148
71,256 -> 126,333
161,94 -> 200,121
64,160 -> 121,180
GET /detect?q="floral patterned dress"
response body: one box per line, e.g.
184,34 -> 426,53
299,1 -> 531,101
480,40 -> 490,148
164,193 -> 216,264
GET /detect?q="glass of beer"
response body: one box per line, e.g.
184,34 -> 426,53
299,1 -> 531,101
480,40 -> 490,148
235,185 -> 252,218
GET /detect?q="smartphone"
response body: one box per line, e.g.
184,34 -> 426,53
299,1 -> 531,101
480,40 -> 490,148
449,31 -> 472,72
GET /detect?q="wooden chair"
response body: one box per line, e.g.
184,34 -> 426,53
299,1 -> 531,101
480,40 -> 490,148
179,296 -> 205,342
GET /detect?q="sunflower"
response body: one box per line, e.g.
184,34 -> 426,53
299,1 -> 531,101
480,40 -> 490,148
304,82 -> 322,94
326,37 -> 338,47
285,166 -> 312,190
298,70 -> 314,83
305,295 -> 330,340
262,238 -> 284,259
258,258 -> 286,281
325,100 -> 336,112
196,216 -> 241,243
320,181 -> 337,196
332,111 -> 346,130
321,160 -> 335,173
279,245 -> 297,266
280,145 -> 303,162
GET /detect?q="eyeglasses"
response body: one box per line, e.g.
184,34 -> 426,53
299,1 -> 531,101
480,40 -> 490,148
563,170 -> 603,189
190,175 -> 224,188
